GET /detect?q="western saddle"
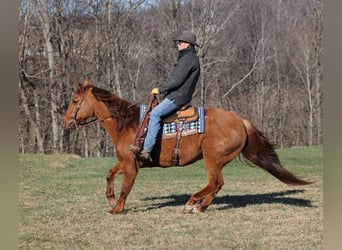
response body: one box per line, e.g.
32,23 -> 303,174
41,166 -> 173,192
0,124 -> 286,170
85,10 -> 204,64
133,95 -> 198,165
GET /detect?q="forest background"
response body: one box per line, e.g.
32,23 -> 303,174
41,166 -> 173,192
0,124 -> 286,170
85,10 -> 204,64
18,0 -> 323,157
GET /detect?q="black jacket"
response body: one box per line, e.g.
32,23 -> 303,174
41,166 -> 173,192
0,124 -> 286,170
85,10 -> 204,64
159,46 -> 200,108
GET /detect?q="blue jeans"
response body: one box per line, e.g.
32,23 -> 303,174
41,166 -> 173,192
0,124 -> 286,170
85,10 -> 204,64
143,98 -> 178,152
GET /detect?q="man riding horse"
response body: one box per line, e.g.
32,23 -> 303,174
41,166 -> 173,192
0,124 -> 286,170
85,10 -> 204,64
129,30 -> 201,161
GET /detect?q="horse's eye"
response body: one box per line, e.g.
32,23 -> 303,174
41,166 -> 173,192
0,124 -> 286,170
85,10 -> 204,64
72,98 -> 78,104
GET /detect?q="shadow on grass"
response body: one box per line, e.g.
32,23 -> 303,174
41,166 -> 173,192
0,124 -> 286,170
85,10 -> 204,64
137,189 -> 313,212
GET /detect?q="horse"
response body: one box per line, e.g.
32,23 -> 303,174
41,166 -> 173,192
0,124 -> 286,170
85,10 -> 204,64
62,79 -> 313,214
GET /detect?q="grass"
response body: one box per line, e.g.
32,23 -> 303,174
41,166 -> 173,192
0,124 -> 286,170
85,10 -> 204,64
19,146 -> 322,249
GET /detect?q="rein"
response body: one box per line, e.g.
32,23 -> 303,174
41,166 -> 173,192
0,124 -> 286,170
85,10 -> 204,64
79,116 -> 113,127
127,94 -> 151,109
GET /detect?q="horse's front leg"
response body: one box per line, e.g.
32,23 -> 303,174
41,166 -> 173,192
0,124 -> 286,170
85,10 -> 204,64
106,162 -> 123,207
107,161 -> 138,214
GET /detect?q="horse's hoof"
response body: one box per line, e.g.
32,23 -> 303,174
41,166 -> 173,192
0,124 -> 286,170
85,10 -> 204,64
104,211 -> 113,216
111,201 -> 117,208
183,204 -> 193,213
190,206 -> 201,213
183,204 -> 200,213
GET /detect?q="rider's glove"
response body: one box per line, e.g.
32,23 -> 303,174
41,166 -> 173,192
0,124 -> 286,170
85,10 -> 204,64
151,88 -> 159,95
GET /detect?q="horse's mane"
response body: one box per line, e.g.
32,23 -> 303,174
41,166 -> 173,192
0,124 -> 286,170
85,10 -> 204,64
90,85 -> 140,132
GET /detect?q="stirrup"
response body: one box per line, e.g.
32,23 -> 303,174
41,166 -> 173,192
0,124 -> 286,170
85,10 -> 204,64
139,150 -> 151,161
128,145 -> 141,154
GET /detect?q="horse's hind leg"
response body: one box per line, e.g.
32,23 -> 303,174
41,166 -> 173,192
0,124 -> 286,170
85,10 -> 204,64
198,172 -> 224,211
184,168 -> 224,213
184,147 -> 242,213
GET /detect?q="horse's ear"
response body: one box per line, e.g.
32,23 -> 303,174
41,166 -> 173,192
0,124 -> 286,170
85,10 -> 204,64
77,80 -> 90,93
77,82 -> 84,92
83,79 -> 90,87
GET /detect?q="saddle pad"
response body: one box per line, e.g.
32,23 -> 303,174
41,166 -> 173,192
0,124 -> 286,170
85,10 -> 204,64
139,105 -> 205,139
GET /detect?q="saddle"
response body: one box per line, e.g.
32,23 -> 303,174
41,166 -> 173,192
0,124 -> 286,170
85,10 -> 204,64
163,104 -> 198,124
133,96 -> 199,166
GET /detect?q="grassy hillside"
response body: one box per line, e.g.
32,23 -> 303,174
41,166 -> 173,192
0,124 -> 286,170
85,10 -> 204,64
19,146 -> 322,249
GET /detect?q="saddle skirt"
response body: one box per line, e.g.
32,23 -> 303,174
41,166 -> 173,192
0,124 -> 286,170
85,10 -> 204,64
139,104 -> 205,139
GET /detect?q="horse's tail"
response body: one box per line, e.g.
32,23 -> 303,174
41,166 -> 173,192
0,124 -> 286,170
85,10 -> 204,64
241,119 -> 313,185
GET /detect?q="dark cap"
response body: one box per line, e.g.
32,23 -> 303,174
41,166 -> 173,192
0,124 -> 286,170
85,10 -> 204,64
173,30 -> 200,47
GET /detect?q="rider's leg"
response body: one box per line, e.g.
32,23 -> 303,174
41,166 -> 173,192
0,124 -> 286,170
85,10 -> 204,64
141,98 -> 178,158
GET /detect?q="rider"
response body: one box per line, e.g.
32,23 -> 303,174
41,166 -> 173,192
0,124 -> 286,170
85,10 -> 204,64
131,30 -> 201,161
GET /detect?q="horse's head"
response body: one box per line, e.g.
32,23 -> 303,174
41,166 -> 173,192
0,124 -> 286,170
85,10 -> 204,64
62,79 -> 95,129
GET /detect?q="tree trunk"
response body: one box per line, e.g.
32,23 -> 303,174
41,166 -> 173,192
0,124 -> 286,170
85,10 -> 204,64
314,0 -> 323,145
19,81 -> 44,154
83,127 -> 89,157
39,0 -> 59,153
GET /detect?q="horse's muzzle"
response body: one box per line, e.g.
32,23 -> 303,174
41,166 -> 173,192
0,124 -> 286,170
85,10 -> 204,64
63,119 -> 77,129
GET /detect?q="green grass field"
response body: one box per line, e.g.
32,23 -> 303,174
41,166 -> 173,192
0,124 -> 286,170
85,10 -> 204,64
19,146 -> 322,249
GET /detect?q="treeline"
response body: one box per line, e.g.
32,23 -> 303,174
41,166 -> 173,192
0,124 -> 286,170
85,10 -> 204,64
19,0 -> 322,156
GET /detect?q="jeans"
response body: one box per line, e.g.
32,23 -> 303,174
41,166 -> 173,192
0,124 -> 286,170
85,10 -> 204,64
143,98 -> 178,152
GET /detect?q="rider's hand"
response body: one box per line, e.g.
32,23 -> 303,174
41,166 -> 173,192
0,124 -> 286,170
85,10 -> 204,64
151,88 -> 159,95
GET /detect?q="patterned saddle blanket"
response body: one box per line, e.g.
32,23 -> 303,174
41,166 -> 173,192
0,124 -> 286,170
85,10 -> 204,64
139,105 -> 205,139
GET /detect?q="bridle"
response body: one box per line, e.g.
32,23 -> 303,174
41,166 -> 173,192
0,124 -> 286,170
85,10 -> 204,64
67,89 -> 150,129
68,93 -> 109,128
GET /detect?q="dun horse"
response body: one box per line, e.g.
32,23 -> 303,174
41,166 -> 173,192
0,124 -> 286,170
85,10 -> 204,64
62,80 -> 312,214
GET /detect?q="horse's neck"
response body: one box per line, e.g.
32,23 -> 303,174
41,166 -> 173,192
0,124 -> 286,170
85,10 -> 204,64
93,99 -> 136,148
93,101 -> 112,122
101,119 -> 121,144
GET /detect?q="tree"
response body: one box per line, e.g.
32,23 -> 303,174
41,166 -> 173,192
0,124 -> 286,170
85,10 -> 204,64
18,0 -> 323,155
289,0 -> 323,146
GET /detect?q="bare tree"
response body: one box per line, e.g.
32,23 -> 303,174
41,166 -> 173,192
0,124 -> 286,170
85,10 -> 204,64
289,0 -> 322,146
19,1 -> 46,154
36,0 -> 60,153
19,80 -> 44,154
186,0 -> 241,106
18,0 -> 323,155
